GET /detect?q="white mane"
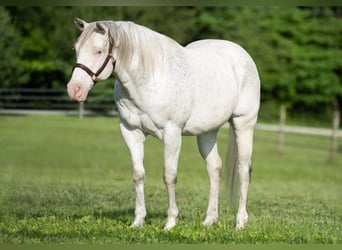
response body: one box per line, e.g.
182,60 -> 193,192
104,21 -> 176,76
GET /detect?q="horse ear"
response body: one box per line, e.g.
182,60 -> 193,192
74,17 -> 88,31
108,30 -> 115,45
95,22 -> 106,35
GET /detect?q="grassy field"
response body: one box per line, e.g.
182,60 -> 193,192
0,115 -> 341,244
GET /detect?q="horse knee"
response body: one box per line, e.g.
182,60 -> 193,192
132,166 -> 145,184
206,157 -> 222,178
207,154 -> 222,167
237,161 -> 252,186
163,170 -> 177,185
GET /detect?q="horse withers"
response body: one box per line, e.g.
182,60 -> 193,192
67,18 -> 260,230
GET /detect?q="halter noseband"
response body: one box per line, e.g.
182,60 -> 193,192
72,31 -> 116,85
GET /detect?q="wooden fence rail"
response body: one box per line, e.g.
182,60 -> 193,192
269,105 -> 341,160
0,88 -> 116,116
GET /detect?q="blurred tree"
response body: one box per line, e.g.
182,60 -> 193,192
6,7 -> 75,88
3,6 -> 341,122
193,7 -> 341,121
289,7 -> 342,116
0,7 -> 27,87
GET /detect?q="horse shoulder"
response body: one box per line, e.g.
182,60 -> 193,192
115,82 -> 140,127
114,81 -> 165,139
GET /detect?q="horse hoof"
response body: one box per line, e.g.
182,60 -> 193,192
130,223 -> 143,228
164,218 -> 176,230
235,211 -> 248,230
235,223 -> 245,230
202,216 -> 218,226
130,218 -> 144,228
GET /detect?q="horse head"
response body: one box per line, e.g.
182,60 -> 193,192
67,18 -> 116,101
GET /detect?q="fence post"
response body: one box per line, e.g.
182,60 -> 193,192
79,101 -> 84,120
277,105 -> 286,154
331,102 -> 340,160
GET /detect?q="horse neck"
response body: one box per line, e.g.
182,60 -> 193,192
112,21 -> 181,85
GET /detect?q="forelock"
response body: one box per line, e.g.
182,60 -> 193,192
76,23 -> 103,48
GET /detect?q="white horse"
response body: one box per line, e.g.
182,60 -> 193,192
67,18 -> 260,230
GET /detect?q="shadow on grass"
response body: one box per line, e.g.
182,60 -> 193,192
0,184 -> 167,226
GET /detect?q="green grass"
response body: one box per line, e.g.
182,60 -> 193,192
0,115 -> 341,243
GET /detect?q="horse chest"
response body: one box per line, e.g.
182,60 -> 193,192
115,79 -> 192,139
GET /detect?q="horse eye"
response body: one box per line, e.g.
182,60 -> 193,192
94,50 -> 102,55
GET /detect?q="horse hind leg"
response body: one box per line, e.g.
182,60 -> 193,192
197,131 -> 222,226
233,125 -> 254,229
163,123 -> 182,230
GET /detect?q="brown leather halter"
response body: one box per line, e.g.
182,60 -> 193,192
72,31 -> 116,85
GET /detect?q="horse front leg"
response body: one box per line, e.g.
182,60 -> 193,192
163,123 -> 182,230
119,120 -> 146,227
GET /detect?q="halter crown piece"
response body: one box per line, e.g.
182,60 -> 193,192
72,31 -> 116,84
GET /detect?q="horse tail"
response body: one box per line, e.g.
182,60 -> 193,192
226,126 -> 239,209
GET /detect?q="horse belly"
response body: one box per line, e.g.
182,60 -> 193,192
182,81 -> 236,135
182,101 -> 233,135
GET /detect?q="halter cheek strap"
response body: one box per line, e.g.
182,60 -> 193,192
72,31 -> 116,85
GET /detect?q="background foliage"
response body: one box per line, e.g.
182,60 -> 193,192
1,6 -> 341,122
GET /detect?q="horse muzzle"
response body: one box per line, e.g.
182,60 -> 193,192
67,81 -> 90,102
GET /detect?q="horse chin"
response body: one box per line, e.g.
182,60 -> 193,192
67,82 -> 90,102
